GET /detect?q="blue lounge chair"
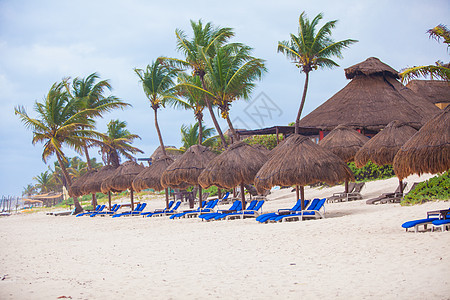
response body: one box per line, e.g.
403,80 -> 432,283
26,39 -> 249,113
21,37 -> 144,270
145,201 -> 182,217
432,219 -> 450,232
112,203 -> 146,218
198,200 -> 243,221
270,198 -> 326,222
90,204 -> 121,217
76,205 -> 105,217
214,200 -> 258,220
402,209 -> 450,232
140,200 -> 175,217
225,200 -> 265,220
255,199 -> 309,223
170,199 -> 219,219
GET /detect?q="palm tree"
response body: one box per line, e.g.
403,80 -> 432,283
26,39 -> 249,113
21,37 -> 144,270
179,122 -> 218,151
161,20 -> 236,148
100,119 -> 143,167
64,72 -> 130,169
33,170 -> 55,193
278,11 -> 357,134
15,82 -> 100,213
400,24 -> 450,83
22,184 -> 36,197
135,60 -> 178,156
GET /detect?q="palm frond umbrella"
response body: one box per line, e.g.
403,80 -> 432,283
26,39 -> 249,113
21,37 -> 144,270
319,125 -> 369,192
82,165 -> 118,210
255,134 -> 354,210
132,156 -> 175,208
393,106 -> 449,179
198,142 -> 268,209
101,161 -> 144,210
161,145 -> 217,208
354,120 -> 417,194
70,169 -> 97,198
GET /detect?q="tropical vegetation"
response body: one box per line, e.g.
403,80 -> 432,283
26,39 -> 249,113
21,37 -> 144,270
402,171 -> 450,205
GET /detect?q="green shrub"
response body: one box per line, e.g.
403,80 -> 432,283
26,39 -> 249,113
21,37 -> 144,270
402,171 -> 450,205
348,161 -> 395,181
243,134 -> 283,150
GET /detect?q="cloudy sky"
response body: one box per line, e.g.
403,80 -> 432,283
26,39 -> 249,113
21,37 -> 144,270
0,0 -> 448,196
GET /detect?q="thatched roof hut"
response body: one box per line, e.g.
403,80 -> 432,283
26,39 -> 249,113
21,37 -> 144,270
101,161 -> 144,193
318,125 -> 369,162
150,146 -> 183,162
70,169 -> 97,197
81,165 -> 117,195
406,80 -> 450,109
132,156 -> 175,192
161,145 -> 217,188
255,135 -> 354,208
393,106 -> 449,180
354,120 -> 417,167
249,143 -> 271,157
299,57 -> 440,131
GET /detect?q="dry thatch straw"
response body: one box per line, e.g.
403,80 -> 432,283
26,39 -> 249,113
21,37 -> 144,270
250,143 -> 271,156
70,169 -> 97,197
150,145 -> 183,162
160,145 -> 217,188
198,141 -> 268,190
319,125 -> 369,162
393,106 -> 449,180
299,57 -> 440,131
101,161 -> 144,193
132,156 -> 175,192
406,80 -> 450,106
354,120 -> 417,167
82,165 -> 118,195
254,134 -> 354,194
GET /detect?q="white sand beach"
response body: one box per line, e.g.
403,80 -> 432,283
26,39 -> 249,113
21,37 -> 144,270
0,174 -> 449,300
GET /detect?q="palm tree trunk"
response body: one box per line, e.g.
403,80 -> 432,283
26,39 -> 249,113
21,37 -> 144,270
199,76 -> 227,148
198,117 -> 203,145
83,143 -> 97,207
295,71 -> 310,134
153,107 -> 167,156
225,113 -> 239,142
56,153 -> 83,213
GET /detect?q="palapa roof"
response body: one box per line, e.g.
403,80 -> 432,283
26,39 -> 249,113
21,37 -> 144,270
254,134 -> 354,194
70,169 -> 97,197
150,146 -> 183,161
198,141 -> 268,189
354,120 -> 417,167
406,80 -> 450,104
319,125 -> 369,162
160,145 -> 217,188
132,156 -> 175,192
83,165 -> 118,194
299,57 -> 440,131
101,161 -> 144,193
393,106 -> 449,179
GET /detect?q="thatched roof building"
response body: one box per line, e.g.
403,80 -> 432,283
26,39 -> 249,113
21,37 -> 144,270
150,146 -> 183,162
255,135 -> 354,194
393,106 -> 449,180
70,169 -> 97,197
319,125 -> 369,162
299,57 -> 440,131
406,80 -> 450,109
161,145 -> 217,188
83,165 -> 117,195
101,161 -> 144,193
354,120 -> 417,167
132,156 -> 175,192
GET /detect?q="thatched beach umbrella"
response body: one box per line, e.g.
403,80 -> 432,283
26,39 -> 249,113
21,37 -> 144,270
132,156 -> 175,208
299,57 -> 440,131
198,142 -> 268,209
255,134 -> 354,209
319,125 -> 369,192
354,120 -> 417,194
160,145 -> 217,208
393,106 -> 449,180
82,165 -> 118,210
70,169 -> 97,198
101,161 -> 144,210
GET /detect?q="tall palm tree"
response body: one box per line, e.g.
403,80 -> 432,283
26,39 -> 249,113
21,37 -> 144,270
22,184 -> 36,197
15,82 -> 99,213
100,119 -> 143,167
135,60 -> 178,156
400,24 -> 450,83
161,20 -> 236,148
278,11 -> 357,134
64,72 -> 130,169
179,122 -> 218,151
33,170 -> 55,193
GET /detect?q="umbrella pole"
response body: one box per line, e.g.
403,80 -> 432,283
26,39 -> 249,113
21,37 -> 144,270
345,180 -> 349,194
300,186 -> 305,210
240,182 -> 246,210
218,189 -> 222,200
108,191 -> 112,210
198,184 -> 203,209
295,185 -> 300,202
399,179 -> 404,195
92,193 -> 97,208
165,187 -> 169,209
130,189 -> 134,210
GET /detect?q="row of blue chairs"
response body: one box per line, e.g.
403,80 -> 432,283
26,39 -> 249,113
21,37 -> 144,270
402,208 -> 450,232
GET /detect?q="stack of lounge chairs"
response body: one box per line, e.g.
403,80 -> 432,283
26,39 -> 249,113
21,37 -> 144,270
327,182 -> 365,203
366,182 -> 417,205
402,208 -> 450,232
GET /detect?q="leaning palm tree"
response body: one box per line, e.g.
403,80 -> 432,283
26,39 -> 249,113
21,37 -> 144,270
135,60 -> 178,157
161,20 -> 236,148
278,11 -> 357,133
400,24 -> 450,83
15,82 -> 100,213
100,119 -> 143,167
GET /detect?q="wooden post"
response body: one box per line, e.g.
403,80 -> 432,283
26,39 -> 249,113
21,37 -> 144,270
92,193 -> 97,208
399,179 -> 404,195
218,189 -> 222,200
345,180 -> 349,194
300,186 -> 305,210
240,182 -> 246,210
198,184 -> 203,208
108,191 -> 112,210
165,187 -> 169,209
233,187 -> 237,198
295,185 -> 300,202
276,127 -> 280,144
130,189 -> 134,210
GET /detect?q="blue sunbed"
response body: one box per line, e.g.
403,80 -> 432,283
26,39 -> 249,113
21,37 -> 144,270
112,203 -> 146,218
76,205 -> 105,217
271,198 -> 326,222
145,201 -> 182,217
198,200 -> 243,221
90,204 -> 121,217
255,199 -> 310,223
140,200 -> 175,217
